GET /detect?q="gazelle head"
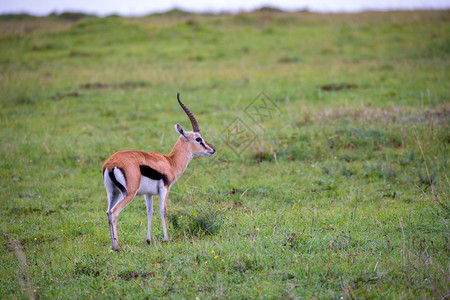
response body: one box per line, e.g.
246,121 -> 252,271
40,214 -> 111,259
175,93 -> 216,157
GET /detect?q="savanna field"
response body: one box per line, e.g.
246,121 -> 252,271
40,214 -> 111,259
0,9 -> 449,298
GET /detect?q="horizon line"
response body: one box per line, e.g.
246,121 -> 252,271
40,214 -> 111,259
1,4 -> 449,18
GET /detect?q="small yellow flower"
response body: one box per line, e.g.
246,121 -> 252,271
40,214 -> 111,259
256,228 -> 259,231
221,259 -> 224,262
253,239 -> 256,242
34,238 -> 37,241
211,250 -> 215,254
205,260 -> 208,265
214,255 -> 219,260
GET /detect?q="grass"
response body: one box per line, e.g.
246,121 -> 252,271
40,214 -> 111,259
0,9 -> 449,299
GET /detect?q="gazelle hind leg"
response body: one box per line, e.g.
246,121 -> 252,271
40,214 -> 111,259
108,190 -> 138,251
106,189 -> 122,251
144,194 -> 153,244
104,167 -> 140,251
107,210 -> 120,251
159,187 -> 169,241
104,170 -> 121,251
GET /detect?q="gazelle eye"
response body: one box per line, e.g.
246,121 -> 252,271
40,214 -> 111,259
195,137 -> 202,142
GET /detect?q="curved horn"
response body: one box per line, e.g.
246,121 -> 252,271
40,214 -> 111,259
177,93 -> 200,132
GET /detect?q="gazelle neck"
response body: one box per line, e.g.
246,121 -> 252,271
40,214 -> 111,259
167,136 -> 193,179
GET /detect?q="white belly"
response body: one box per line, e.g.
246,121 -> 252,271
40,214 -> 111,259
136,177 -> 163,195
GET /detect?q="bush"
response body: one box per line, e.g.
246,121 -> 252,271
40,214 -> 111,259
168,204 -> 223,236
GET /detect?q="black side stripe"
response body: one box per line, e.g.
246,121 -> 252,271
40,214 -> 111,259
109,168 -> 127,195
140,165 -> 169,185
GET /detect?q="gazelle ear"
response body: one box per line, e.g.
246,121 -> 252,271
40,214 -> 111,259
175,123 -> 189,142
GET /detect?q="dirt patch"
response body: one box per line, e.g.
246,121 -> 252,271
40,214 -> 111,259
31,43 -> 56,51
79,81 -> 151,90
282,234 -> 301,250
278,57 -> 300,63
320,83 -> 359,92
226,201 -> 250,212
315,104 -> 450,125
252,151 -> 273,163
69,50 -> 93,57
118,270 -> 154,281
52,92 -> 81,101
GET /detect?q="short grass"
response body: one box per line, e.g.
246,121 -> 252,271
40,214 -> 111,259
0,9 -> 449,299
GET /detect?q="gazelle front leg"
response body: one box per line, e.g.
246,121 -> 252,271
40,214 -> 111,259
159,187 -> 169,241
144,194 -> 153,244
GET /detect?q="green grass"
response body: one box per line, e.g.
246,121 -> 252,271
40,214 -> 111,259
0,9 -> 449,299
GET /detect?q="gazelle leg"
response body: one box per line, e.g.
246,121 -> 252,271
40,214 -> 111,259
105,182 -> 121,251
159,187 -> 169,241
107,210 -> 120,251
144,194 -> 153,244
108,191 -> 137,251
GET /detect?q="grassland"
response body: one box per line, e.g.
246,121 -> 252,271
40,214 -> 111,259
0,9 -> 449,299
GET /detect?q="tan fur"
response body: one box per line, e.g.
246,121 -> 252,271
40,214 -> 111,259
102,132 -> 212,186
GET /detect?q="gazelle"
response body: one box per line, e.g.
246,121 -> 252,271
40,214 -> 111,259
102,93 -> 215,251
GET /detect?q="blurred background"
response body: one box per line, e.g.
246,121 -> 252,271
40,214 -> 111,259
1,0 -> 449,16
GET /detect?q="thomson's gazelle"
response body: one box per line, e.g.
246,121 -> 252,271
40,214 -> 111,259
102,93 -> 215,250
